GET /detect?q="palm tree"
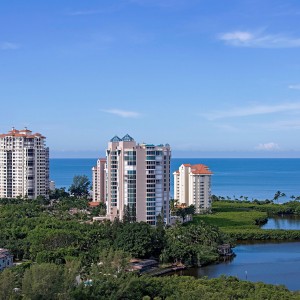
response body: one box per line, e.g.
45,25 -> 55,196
273,191 -> 286,204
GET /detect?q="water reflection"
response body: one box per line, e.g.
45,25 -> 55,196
181,242 -> 300,291
261,216 -> 300,230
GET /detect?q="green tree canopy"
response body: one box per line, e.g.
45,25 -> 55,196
69,175 -> 91,198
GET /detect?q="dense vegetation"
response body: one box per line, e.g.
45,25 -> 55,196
2,183 -> 300,298
1,262 -> 300,299
0,196 -> 229,266
193,199 -> 300,240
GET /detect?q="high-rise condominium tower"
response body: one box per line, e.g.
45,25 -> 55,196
105,134 -> 171,225
174,164 -> 212,213
0,128 -> 49,199
92,158 -> 106,202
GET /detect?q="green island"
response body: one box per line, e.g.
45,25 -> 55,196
1,185 -> 300,299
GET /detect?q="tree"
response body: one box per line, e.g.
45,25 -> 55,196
123,204 -> 136,223
0,269 -> 17,300
273,191 -> 286,203
50,187 -> 69,200
114,222 -> 154,258
186,205 -> 196,216
176,207 -> 187,222
69,175 -> 91,198
22,263 -> 64,300
170,199 -> 179,216
91,248 -> 130,277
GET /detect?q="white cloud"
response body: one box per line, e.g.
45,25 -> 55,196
101,109 -> 141,118
289,84 -> 300,90
255,142 -> 279,151
203,102 -> 300,120
221,31 -> 254,42
0,42 -> 20,50
219,30 -> 300,48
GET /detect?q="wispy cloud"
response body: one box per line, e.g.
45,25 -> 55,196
263,120 -> 300,130
203,102 -> 300,120
101,109 -> 141,118
68,10 -> 105,16
218,30 -> 300,48
0,42 -> 20,50
289,84 -> 300,90
129,0 -> 189,8
255,142 -> 279,151
214,124 -> 240,132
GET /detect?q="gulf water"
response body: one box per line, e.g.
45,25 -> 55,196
50,158 -> 300,201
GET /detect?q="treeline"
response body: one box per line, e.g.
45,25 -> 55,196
0,197 -> 230,267
212,199 -> 300,216
1,263 -> 299,300
222,228 -> 300,241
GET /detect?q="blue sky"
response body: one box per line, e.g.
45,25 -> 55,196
1,0 -> 300,158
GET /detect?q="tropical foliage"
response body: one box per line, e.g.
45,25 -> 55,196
1,265 -> 300,300
193,199 -> 300,240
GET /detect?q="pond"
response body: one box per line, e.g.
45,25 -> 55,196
180,242 -> 300,291
261,216 -> 300,230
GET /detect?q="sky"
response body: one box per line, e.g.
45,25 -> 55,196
1,0 -> 300,158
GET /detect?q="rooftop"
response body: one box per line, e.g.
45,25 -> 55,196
176,163 -> 212,175
110,134 -> 135,142
0,128 -> 45,139
190,164 -> 213,175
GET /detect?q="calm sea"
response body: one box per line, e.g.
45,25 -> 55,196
50,158 -> 300,201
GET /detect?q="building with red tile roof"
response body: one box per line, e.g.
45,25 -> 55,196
0,128 -> 49,199
173,163 -> 212,213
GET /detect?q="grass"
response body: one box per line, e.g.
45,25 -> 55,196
191,201 -> 300,241
192,210 -> 267,230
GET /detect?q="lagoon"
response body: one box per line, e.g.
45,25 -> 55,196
261,216 -> 300,230
182,242 -> 300,291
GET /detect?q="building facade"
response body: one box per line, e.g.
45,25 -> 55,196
0,128 -> 49,199
0,248 -> 13,271
102,134 -> 171,225
174,164 -> 212,213
92,158 -> 106,202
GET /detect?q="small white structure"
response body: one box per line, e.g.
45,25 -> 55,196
173,164 -> 212,213
49,180 -> 56,191
0,248 -> 13,271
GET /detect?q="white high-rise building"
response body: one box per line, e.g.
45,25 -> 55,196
174,164 -> 212,213
0,128 -> 49,199
92,158 -> 106,202
104,134 -> 171,225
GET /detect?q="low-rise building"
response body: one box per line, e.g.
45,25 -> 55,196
173,163 -> 212,213
0,248 -> 13,271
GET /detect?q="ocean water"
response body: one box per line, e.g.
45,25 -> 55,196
50,158 -> 300,201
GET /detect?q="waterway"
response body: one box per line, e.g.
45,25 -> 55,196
181,242 -> 300,291
261,216 -> 300,230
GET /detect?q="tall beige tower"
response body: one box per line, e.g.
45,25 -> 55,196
0,128 -> 49,199
92,158 -> 106,202
174,164 -> 212,213
105,134 -> 171,225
